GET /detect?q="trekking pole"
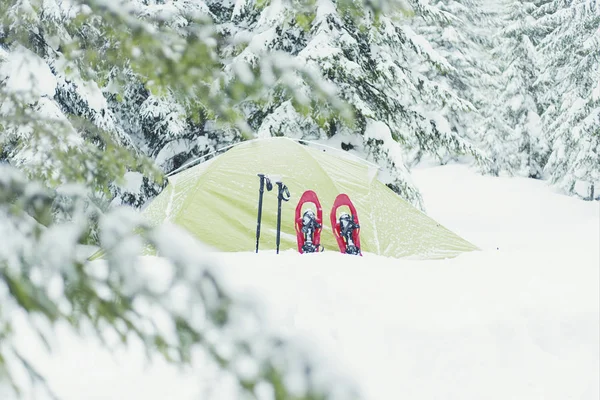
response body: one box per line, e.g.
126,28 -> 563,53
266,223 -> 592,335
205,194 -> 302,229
275,181 -> 291,254
256,174 -> 272,253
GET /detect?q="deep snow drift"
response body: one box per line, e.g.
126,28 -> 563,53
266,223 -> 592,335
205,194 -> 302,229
11,164 -> 600,400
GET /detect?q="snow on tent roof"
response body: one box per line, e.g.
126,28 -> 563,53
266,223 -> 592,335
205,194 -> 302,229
142,137 -> 477,259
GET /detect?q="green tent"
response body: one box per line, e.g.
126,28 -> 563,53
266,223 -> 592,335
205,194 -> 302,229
142,137 -> 477,259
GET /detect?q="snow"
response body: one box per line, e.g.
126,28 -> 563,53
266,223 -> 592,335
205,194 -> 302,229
441,25 -> 459,43
232,0 -> 250,19
364,118 -> 414,187
121,171 -> 144,194
402,25 -> 453,71
0,45 -> 57,101
40,0 -> 62,21
256,100 -> 310,139
413,164 -> 598,252
9,164 -> 600,400
593,79 -> 600,102
76,80 -> 107,113
525,109 -> 542,139
255,0 -> 286,29
154,138 -> 194,166
315,0 -> 337,23
232,60 -> 254,84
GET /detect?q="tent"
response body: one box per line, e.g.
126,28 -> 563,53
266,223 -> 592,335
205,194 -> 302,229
142,137 -> 478,259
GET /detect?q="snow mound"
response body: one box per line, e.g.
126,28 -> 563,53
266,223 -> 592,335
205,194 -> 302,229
13,165 -> 599,400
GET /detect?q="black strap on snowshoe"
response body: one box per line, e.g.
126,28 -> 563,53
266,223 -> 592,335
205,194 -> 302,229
302,242 -> 325,253
301,210 -> 322,253
339,213 -> 360,255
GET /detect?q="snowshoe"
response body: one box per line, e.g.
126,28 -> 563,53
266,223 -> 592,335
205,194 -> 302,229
295,190 -> 324,253
330,194 -> 362,255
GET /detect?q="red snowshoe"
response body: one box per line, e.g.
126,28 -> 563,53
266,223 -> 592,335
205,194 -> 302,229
330,194 -> 362,255
295,190 -> 324,253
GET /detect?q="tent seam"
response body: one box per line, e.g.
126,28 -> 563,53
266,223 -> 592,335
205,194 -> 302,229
298,142 -> 345,196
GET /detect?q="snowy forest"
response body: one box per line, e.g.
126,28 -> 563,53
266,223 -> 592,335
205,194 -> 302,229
0,0 -> 598,398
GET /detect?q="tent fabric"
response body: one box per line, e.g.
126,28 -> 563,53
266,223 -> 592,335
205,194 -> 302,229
142,137 -> 478,259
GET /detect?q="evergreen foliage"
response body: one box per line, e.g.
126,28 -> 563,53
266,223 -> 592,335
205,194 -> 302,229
534,0 -> 599,197
485,0 -> 547,178
0,0 -> 384,398
411,0 -> 501,151
0,0 -> 599,396
215,0 -> 485,206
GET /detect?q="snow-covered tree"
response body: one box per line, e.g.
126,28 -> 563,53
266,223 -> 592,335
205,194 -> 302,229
534,0 -> 599,198
0,165 -> 360,399
411,0 -> 502,154
212,0 -> 481,207
1,0 -> 374,397
480,0 -> 548,177
2,0 -> 489,210
0,0 -> 160,204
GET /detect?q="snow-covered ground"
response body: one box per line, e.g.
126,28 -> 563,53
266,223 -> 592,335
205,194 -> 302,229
15,164 -> 600,399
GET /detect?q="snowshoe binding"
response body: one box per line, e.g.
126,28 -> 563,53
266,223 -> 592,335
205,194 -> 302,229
331,194 -> 362,256
295,190 -> 324,253
338,212 -> 361,255
300,209 -> 322,253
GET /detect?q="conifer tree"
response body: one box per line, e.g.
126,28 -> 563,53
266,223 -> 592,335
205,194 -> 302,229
534,0 -> 599,197
212,0 -> 481,207
480,0 -> 547,177
0,1 -> 381,397
411,0 -> 501,152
